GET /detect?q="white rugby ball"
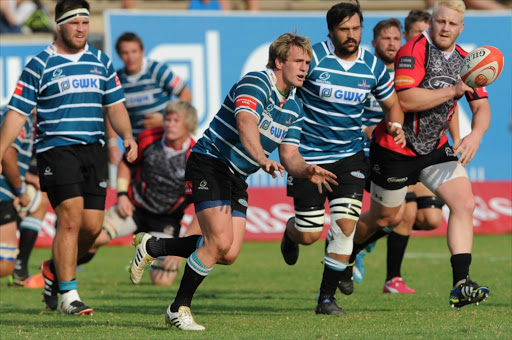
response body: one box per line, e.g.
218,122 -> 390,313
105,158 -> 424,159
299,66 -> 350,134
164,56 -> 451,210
18,184 -> 42,214
460,46 -> 504,88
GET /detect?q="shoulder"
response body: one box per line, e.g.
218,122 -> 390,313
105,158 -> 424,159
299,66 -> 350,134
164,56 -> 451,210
399,34 -> 427,57
138,127 -> 164,150
87,45 -> 113,66
455,44 -> 469,58
312,41 -> 329,57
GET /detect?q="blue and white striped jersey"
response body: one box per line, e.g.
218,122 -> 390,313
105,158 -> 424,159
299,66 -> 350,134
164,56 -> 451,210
193,69 -> 304,180
0,108 -> 34,201
297,39 -> 394,164
117,58 -> 186,138
362,69 -> 394,129
7,44 -> 125,153
362,68 -> 394,154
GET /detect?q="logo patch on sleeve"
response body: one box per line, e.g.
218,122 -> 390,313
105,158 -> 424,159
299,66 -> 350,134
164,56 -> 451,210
236,96 -> 257,111
115,74 -> 121,87
14,82 -> 24,96
397,57 -> 416,70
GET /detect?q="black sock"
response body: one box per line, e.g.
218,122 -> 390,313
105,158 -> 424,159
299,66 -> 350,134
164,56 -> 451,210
77,251 -> 96,265
170,262 -> 207,312
14,228 -> 39,277
318,265 -> 341,302
146,235 -> 201,258
451,253 -> 471,287
349,229 -> 390,263
386,232 -> 409,281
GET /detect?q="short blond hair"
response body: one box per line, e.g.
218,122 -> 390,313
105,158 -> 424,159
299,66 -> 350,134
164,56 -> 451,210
266,32 -> 312,69
433,0 -> 466,20
164,100 -> 198,134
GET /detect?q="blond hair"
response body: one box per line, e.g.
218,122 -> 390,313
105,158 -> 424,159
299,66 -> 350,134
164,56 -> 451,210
433,0 -> 466,19
164,100 -> 198,133
266,32 -> 312,69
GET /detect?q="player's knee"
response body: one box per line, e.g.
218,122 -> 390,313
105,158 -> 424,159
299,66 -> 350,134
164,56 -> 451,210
218,252 -> 238,265
292,208 -> 325,239
448,194 -> 475,215
0,242 -> 17,277
93,230 -> 112,248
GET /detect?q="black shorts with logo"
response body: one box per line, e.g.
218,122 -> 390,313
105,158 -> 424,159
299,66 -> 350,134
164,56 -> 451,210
370,141 -> 458,190
37,143 -> 108,209
185,152 -> 249,216
133,206 -> 182,238
287,151 -> 368,209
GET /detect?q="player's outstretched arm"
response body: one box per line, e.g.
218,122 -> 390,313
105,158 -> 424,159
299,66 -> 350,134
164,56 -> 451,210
0,110 -> 28,174
453,98 -> 491,167
236,111 -> 284,178
105,102 -> 138,163
278,144 -> 338,194
398,80 -> 474,113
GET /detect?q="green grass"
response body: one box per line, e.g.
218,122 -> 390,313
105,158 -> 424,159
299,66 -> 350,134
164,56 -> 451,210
1,234 -> 511,340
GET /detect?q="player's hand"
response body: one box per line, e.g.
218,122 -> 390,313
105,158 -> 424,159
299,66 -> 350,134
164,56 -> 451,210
149,256 -> 181,286
453,133 -> 480,167
117,195 -> 133,217
25,172 -> 41,190
141,113 -> 164,129
387,122 -> 406,148
259,158 -> 285,179
109,145 -> 122,165
306,164 -> 338,194
453,79 -> 474,98
123,137 -> 138,163
19,192 -> 31,208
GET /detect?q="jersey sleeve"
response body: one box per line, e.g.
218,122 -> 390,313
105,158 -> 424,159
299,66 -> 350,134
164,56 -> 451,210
281,100 -> 304,147
157,62 -> 186,96
7,57 -> 42,116
371,58 -> 394,101
394,35 -> 427,92
233,73 -> 269,121
101,53 -> 125,107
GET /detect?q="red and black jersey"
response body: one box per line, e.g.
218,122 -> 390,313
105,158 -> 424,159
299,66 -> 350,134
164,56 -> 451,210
124,127 -> 196,216
374,32 -> 488,156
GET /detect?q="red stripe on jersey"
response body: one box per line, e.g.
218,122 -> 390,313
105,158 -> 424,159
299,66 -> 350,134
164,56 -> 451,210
236,96 -> 257,111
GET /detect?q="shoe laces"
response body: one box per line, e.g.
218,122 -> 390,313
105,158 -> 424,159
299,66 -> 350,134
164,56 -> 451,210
178,307 -> 195,324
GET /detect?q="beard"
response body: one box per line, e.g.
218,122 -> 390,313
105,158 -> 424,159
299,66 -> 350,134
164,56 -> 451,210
332,36 -> 360,58
375,47 -> 395,65
61,32 -> 87,52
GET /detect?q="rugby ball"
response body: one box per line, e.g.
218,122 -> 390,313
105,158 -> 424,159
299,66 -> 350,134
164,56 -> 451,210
18,184 -> 42,214
460,46 -> 504,88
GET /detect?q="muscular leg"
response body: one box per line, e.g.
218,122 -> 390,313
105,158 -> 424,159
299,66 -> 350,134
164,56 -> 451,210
435,177 -> 474,256
0,221 -> 18,277
53,196 -> 84,283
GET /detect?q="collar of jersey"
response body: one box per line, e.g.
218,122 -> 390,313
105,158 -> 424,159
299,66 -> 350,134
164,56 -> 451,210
265,68 -> 296,100
48,42 -> 89,57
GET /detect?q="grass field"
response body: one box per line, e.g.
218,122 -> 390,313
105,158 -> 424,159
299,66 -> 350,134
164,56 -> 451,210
0,234 -> 511,340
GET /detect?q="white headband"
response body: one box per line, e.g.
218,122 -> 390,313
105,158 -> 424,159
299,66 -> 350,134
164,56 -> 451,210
56,8 -> 90,25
